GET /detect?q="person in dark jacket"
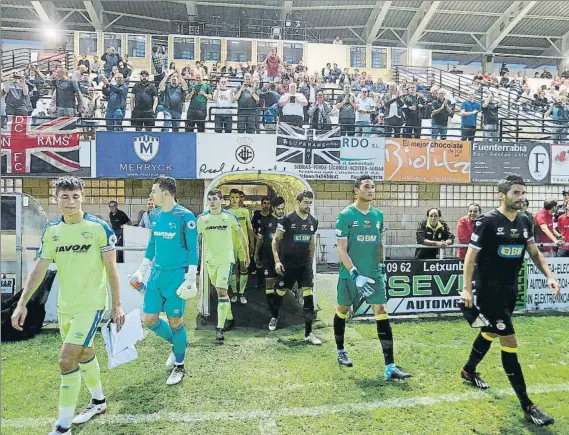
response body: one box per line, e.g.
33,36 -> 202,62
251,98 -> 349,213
415,208 -> 455,259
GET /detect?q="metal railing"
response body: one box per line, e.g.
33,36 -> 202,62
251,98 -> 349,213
1,49 -> 74,75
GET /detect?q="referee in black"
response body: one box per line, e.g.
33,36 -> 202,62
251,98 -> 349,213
460,174 -> 560,426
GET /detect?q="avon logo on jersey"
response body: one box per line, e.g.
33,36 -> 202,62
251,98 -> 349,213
154,231 -> 176,239
56,244 -> 91,253
293,234 -> 311,243
356,234 -> 378,243
205,225 -> 228,231
498,245 -> 524,258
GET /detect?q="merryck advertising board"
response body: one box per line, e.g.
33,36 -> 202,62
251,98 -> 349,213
525,257 -> 569,310
384,138 -> 470,183
470,141 -> 551,183
276,123 -> 385,180
550,144 -> 569,184
195,133 -> 279,179
96,132 -> 196,178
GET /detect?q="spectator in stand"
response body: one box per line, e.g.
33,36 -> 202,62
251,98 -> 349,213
415,208 -> 455,259
131,70 -> 158,132
122,54 -> 133,70
533,90 -> 549,112
557,198 -> 569,257
335,84 -> 357,136
383,83 -> 405,138
101,72 -> 127,131
108,200 -> 131,263
278,82 -> 307,127
3,71 -> 29,116
25,65 -> 44,111
555,190 -> 569,221
520,199 -> 536,234
308,90 -> 332,132
355,88 -> 375,136
518,84 -> 533,111
77,70 -> 91,96
500,72 -> 510,88
213,77 -> 234,133
159,69 -> 187,133
430,89 -> 453,140
71,64 -> 88,82
545,98 -> 569,143
80,87 -> 99,139
450,66 -> 459,74
91,55 -> 102,84
300,75 -> 319,124
233,72 -> 260,134
101,47 -> 121,78
402,85 -> 423,139
261,82 -> 280,132
456,203 -> 482,259
186,73 -> 212,133
333,35 -> 343,44
460,90 -> 481,142
118,60 -> 131,81
535,200 -> 563,256
53,69 -> 82,116
481,89 -> 501,142
540,68 -> 553,79
77,52 -> 90,71
330,63 -> 342,82
138,197 -> 154,229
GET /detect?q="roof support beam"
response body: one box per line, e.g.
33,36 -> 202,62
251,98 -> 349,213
484,1 -> 537,52
281,1 -> 293,21
402,1 -> 440,48
186,0 -> 197,21
83,0 -> 103,31
30,1 -> 52,23
362,1 -> 392,45
525,30 -> 569,68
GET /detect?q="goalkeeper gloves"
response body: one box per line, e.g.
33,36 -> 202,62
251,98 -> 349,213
129,258 -> 151,293
176,265 -> 198,300
350,267 -> 375,299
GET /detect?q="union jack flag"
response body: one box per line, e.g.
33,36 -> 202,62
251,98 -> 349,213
276,122 -> 341,165
1,116 -> 81,175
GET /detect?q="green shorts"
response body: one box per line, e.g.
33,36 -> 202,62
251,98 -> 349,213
337,277 -> 387,307
59,310 -> 104,348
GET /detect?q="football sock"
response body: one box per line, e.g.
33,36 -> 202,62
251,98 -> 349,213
148,318 -> 173,344
230,274 -> 237,296
239,273 -> 249,295
333,310 -> 347,350
217,298 -> 230,329
303,291 -> 314,337
464,332 -> 493,372
501,346 -> 533,409
79,355 -> 104,401
171,324 -> 187,365
57,368 -> 81,429
376,314 -> 394,366
266,289 -> 279,318
226,302 -> 233,321
274,289 -> 286,318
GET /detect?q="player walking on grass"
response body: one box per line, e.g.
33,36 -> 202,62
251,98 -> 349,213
460,174 -> 560,426
227,189 -> 254,304
198,189 -> 249,344
130,176 -> 198,386
253,196 -> 286,330
11,176 -> 125,435
334,175 -> 411,380
271,190 -> 321,344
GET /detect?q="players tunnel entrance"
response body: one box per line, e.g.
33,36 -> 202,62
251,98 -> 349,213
197,171 -> 318,330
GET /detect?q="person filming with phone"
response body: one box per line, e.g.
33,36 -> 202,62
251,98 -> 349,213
278,82 -> 307,127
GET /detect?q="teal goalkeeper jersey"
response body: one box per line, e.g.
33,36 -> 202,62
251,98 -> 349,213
144,204 -> 199,270
335,204 -> 384,280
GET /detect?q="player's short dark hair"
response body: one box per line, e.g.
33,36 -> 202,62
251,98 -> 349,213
55,176 -> 83,195
229,188 -> 240,196
497,174 -> 526,194
523,199 -> 530,207
427,208 -> 442,217
544,199 -> 558,211
208,189 -> 223,200
239,190 -> 245,197
153,175 -> 176,196
261,196 -> 271,203
296,190 -> 313,202
354,174 -> 374,189
468,203 -> 482,212
271,196 -> 285,208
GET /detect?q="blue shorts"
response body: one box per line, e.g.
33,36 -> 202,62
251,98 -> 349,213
143,268 -> 186,318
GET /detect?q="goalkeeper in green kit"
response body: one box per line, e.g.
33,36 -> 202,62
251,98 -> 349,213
334,175 -> 411,380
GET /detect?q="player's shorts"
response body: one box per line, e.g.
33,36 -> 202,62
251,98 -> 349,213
260,250 -> 277,279
234,247 -> 247,263
59,310 -> 105,348
337,277 -> 387,307
477,283 -> 517,336
144,267 -> 186,318
208,262 -> 233,289
275,264 -> 313,290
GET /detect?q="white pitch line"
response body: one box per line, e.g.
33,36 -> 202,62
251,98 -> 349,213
4,382 -> 569,429
259,418 -> 279,435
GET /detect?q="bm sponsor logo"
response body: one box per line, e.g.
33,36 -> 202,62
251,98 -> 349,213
356,234 -> 378,243
498,245 -> 524,258
56,244 -> 91,253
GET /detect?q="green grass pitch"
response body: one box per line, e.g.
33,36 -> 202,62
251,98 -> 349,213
2,274 -> 569,435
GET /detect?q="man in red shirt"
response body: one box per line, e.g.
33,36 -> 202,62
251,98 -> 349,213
557,199 -> 569,257
456,203 -> 482,259
534,200 -> 563,256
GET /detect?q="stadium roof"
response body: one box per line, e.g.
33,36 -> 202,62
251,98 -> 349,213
1,0 -> 568,67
